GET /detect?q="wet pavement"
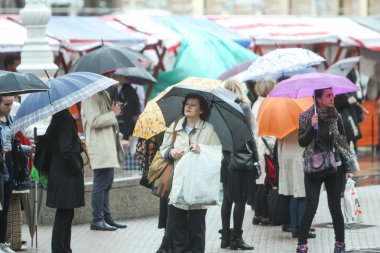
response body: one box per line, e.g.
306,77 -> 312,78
16,147 -> 380,252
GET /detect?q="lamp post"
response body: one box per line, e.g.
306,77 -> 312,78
17,0 -> 58,81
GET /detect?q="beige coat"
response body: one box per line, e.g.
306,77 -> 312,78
160,117 -> 221,210
252,96 -> 276,185
81,91 -> 124,170
278,130 -> 306,198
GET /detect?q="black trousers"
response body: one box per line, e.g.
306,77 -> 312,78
0,180 -> 13,243
221,182 -> 246,231
168,205 -> 207,253
298,168 -> 345,244
254,185 -> 269,218
52,208 -> 74,253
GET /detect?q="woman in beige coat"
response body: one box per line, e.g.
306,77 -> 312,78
81,90 -> 126,231
278,130 -> 315,238
160,93 -> 221,253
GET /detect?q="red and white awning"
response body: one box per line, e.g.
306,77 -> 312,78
209,15 -> 338,46
115,15 -> 182,52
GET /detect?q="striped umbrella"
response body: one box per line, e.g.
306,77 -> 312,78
10,72 -> 117,135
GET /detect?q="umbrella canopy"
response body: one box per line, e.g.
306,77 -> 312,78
114,67 -> 156,85
0,71 -> 49,96
326,56 -> 360,77
11,72 -> 117,135
133,77 -> 221,140
257,97 -> 313,139
69,45 -> 150,74
157,85 -> 252,152
269,72 -> 359,99
243,48 -> 325,82
218,59 -> 255,81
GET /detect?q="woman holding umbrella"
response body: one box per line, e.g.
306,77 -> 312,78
296,88 -> 356,253
46,109 -> 85,253
218,78 -> 258,250
160,93 -> 221,253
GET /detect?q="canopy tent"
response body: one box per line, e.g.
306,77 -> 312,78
305,17 -> 380,51
115,15 -> 182,53
208,15 -> 338,48
0,18 -> 59,53
352,16 -> 380,34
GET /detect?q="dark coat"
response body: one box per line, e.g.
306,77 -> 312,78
46,110 -> 85,209
117,83 -> 141,140
334,93 -> 362,142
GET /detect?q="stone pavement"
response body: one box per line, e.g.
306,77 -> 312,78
19,184 -> 380,253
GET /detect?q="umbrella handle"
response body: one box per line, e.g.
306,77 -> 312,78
83,149 -> 90,166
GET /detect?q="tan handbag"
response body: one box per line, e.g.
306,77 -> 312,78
147,121 -> 178,184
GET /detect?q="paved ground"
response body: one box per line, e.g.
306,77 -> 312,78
18,148 -> 380,253
17,184 -> 380,253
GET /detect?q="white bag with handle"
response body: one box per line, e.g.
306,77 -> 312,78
341,178 -> 363,224
169,144 -> 222,206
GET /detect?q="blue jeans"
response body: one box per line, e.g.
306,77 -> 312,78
91,168 -> 114,223
289,197 -> 306,232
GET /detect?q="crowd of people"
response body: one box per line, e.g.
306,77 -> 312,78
0,48 -> 373,253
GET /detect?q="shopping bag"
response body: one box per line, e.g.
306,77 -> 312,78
169,145 -> 222,206
151,162 -> 174,199
341,178 -> 363,224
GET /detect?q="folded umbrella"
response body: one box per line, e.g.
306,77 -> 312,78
0,71 -> 49,96
114,67 -> 156,85
157,85 -> 252,152
243,48 -> 325,82
69,45 -> 150,74
257,97 -> 313,139
11,72 -> 117,135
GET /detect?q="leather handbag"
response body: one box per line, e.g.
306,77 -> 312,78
149,121 -> 178,198
304,150 -> 337,177
304,131 -> 337,178
228,145 -> 260,179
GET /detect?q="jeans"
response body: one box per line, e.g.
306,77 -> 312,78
298,168 -> 345,244
91,168 -> 114,222
290,197 -> 306,232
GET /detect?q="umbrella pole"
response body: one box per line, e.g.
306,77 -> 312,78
313,91 -> 319,130
35,180 -> 38,248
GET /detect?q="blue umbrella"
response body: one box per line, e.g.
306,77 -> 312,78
11,72 -> 117,135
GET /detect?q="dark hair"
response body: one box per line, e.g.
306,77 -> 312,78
182,93 -> 210,121
3,54 -> 20,70
314,88 -> 332,107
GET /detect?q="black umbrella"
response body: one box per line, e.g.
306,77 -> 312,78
157,85 -> 253,152
114,67 -> 157,85
0,71 -> 49,95
69,45 -> 150,74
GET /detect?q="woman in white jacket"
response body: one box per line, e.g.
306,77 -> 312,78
251,79 -> 277,225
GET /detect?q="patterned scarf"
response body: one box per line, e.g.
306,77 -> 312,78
299,106 -> 357,170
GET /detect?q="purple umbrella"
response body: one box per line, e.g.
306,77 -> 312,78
269,72 -> 359,99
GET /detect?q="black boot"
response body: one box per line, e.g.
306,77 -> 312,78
218,229 -> 231,248
230,229 -> 254,250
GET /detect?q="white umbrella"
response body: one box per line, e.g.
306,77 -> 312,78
243,48 -> 325,82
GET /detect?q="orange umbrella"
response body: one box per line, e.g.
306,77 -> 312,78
257,97 -> 313,139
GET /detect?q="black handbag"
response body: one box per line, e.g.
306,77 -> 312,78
228,144 -> 260,179
304,132 -> 337,178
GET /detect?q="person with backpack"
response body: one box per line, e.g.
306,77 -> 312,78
46,109 -> 85,253
218,79 -> 259,250
0,96 -> 34,253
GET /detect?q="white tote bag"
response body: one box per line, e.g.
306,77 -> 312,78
341,178 -> 363,224
169,145 -> 222,206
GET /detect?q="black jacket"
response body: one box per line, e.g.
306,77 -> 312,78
46,110 -> 85,209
